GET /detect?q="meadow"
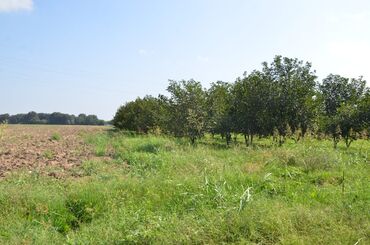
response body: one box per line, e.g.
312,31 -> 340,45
0,125 -> 369,244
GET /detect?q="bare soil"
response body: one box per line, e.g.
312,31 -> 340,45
0,125 -> 105,177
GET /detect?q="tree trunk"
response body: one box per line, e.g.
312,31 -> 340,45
279,135 -> 284,146
226,132 -> 231,146
345,136 -> 352,148
190,137 -> 195,145
244,134 -> 249,146
302,126 -> 307,140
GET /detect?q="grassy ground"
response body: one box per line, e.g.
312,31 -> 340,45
0,130 -> 369,244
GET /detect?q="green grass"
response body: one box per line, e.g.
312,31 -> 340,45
0,132 -> 369,244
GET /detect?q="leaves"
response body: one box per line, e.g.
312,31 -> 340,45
112,56 -> 368,148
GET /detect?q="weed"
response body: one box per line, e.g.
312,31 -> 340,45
239,187 -> 252,212
43,150 -> 54,159
80,161 -> 99,176
50,133 -> 62,141
65,198 -> 94,229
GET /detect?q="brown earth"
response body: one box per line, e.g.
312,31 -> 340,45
0,125 -> 106,178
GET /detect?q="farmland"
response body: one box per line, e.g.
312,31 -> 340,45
0,125 -> 105,178
0,125 -> 369,244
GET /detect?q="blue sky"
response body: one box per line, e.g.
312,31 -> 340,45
1,0 -> 369,120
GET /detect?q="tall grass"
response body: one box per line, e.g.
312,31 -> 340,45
0,132 -> 369,244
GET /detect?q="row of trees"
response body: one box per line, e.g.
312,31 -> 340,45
113,56 -> 369,148
0,112 -> 105,125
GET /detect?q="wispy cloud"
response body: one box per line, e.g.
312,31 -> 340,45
0,0 -> 33,12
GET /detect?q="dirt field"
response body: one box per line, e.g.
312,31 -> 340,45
0,125 -> 105,177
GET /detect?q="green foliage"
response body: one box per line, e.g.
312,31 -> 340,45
0,114 -> 9,124
165,79 -> 208,144
233,71 -> 271,145
320,74 -> 366,116
113,96 -> 164,133
320,74 -> 367,147
262,56 -> 317,139
358,91 -> 370,133
207,81 -> 234,143
112,56 -> 368,148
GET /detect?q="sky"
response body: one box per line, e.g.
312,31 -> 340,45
0,0 -> 369,120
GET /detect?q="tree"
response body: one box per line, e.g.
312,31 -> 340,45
320,74 -> 349,116
319,75 -> 367,147
336,105 -> 360,148
206,81 -> 234,145
8,114 -> 25,124
75,114 -> 85,125
23,111 -> 40,124
164,80 -> 207,144
38,113 -> 50,124
0,114 -> 9,123
358,91 -> 370,136
261,56 -> 317,145
86,115 -> 104,125
49,112 -> 70,125
232,71 -> 273,146
113,96 -> 163,133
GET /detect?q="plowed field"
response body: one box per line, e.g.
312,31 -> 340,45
0,125 -> 105,177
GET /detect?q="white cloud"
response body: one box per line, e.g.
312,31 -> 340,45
0,0 -> 33,12
197,55 -> 209,63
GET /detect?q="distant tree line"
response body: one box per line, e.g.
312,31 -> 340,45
0,112 -> 105,126
113,55 -> 370,148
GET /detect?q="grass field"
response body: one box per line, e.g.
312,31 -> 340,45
0,125 -> 369,244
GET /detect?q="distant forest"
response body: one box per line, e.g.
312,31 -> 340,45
0,112 -> 105,125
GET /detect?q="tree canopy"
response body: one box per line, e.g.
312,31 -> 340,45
113,55 -> 369,147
